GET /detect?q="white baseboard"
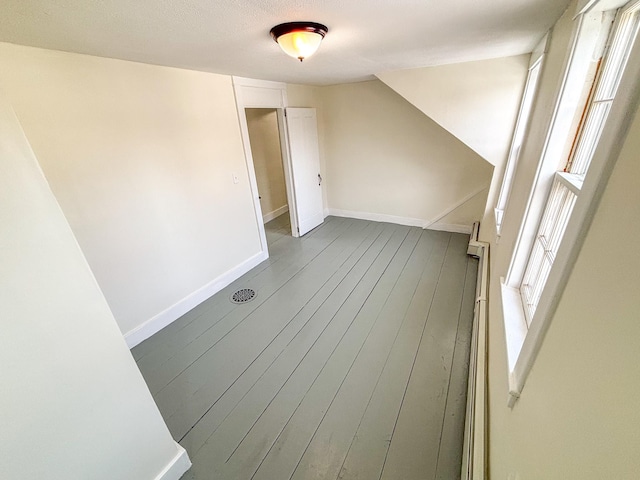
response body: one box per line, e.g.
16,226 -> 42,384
155,444 -> 191,480
326,208 -> 425,228
124,250 -> 268,348
427,222 -> 473,234
325,208 -> 473,234
263,204 -> 289,223
423,184 -> 489,228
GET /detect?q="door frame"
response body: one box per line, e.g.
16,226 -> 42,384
232,77 -> 301,260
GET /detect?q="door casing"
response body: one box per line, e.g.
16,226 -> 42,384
233,76 -> 320,257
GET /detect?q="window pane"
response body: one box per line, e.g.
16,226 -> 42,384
596,7 -> 640,101
569,5 -> 640,174
521,178 -> 577,323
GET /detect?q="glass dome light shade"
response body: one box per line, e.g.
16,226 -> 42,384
270,22 -> 328,62
276,31 -> 323,61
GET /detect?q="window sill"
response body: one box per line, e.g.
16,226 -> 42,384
500,279 -> 529,407
557,171 -> 584,193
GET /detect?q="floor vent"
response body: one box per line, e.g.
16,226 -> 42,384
230,288 -> 256,304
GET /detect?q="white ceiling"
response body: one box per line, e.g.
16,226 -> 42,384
0,0 -> 571,85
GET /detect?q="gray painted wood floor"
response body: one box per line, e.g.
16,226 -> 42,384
132,215 -> 478,480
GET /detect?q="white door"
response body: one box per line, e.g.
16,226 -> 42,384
285,108 -> 324,236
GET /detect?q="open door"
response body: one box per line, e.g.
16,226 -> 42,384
285,107 -> 324,236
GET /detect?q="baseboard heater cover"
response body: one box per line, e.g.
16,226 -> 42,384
461,221 -> 488,480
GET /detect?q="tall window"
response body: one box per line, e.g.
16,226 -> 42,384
520,2 -> 640,323
500,0 -> 640,405
495,39 -> 546,237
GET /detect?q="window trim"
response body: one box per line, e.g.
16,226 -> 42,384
505,10 -> 609,289
494,36 -> 548,239
501,0 -> 640,407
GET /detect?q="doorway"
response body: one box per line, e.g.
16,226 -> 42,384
245,108 -> 292,245
232,77 -> 325,260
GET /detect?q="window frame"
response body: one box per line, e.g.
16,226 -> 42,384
495,36 -> 548,239
500,0 -> 640,407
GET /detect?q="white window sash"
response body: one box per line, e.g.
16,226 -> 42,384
519,1 -> 640,326
501,0 -> 640,406
520,175 -> 579,324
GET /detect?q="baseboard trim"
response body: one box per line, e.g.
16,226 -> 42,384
124,250 -> 268,348
427,222 -> 474,234
155,444 -> 191,480
423,184 -> 489,230
326,208 -> 473,234
326,208 -> 425,228
263,205 -> 289,223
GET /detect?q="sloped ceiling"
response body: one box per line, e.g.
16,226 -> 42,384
377,55 -> 530,166
1,0 -> 571,85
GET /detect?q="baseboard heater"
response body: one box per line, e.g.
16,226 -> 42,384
461,221 -> 488,480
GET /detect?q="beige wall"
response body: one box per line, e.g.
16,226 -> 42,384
246,109 -> 288,221
486,2 -> 640,478
377,55 -> 529,167
317,80 -> 493,231
290,59 -> 528,235
488,84 -> 640,480
377,56 -> 529,237
0,43 -> 262,339
0,92 -> 187,479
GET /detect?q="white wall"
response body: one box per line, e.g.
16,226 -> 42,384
377,55 -> 529,237
317,80 -> 493,232
0,91 -> 189,479
488,79 -> 640,480
486,2 -> 640,477
377,55 -> 529,167
0,43 -> 262,343
245,109 -> 288,221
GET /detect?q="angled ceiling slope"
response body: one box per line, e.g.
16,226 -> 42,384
377,55 -> 531,166
1,0 -> 570,85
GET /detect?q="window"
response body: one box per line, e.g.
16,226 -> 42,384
520,174 -> 579,323
500,0 -> 640,406
520,1 -> 640,323
495,37 -> 546,237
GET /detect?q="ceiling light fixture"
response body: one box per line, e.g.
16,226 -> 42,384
270,22 -> 328,62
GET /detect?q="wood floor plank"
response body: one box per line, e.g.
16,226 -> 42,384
226,228 -> 421,479
132,216 -> 344,362
379,232 -> 471,480
139,217 -> 363,394
282,229 -> 441,480
150,218 -> 367,403
332,230 -> 451,480
133,216 -> 350,368
190,226 -> 416,479
155,219 -> 382,438
134,220 -> 477,480
434,257 -> 478,480
265,213 -> 292,246
171,221 -> 391,448
178,222 -> 394,456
